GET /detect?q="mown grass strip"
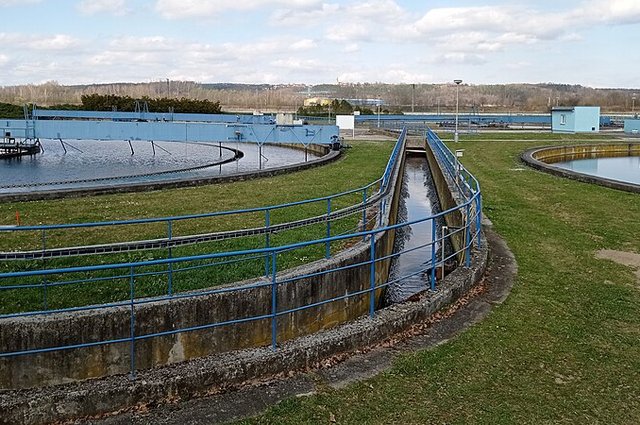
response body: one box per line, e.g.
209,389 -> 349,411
237,133 -> 640,424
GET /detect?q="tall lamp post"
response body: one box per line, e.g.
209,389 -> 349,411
633,95 -> 636,114
454,79 -> 462,143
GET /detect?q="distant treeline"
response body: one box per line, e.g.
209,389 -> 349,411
1,81 -> 638,113
79,94 -> 222,114
0,94 -> 223,118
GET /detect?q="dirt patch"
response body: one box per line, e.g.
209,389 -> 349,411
595,249 -> 640,283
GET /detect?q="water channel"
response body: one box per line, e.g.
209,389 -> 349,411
386,155 -> 441,303
553,156 -> 640,185
0,139 -> 318,194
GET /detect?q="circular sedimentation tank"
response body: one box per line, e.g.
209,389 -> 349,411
0,140 -> 330,200
521,142 -> 640,193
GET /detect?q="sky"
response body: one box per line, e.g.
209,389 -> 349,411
0,0 -> 639,88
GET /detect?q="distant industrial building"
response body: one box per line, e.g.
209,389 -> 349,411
344,98 -> 385,107
551,106 -> 600,133
624,118 -> 640,134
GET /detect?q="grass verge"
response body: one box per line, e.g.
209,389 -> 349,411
236,134 -> 640,424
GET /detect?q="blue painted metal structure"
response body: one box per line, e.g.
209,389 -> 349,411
0,129 -> 482,378
551,106 -> 601,133
355,113 -> 613,127
624,118 -> 640,134
32,109 -> 276,124
1,118 -> 339,145
356,113 -> 552,126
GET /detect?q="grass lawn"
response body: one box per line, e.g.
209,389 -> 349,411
237,134 -> 640,424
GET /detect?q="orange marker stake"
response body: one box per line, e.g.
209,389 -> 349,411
15,211 -> 21,226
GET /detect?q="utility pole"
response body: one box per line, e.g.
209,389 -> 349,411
411,83 -> 415,113
454,79 -> 462,143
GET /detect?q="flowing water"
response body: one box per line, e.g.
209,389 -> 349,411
386,155 -> 440,303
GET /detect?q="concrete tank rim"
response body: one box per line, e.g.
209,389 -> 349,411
521,142 -> 640,194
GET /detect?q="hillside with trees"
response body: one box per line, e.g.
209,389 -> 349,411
0,81 -> 637,113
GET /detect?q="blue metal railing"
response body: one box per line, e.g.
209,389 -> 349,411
0,128 -> 482,380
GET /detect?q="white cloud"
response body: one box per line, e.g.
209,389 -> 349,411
410,6 -> 567,41
337,72 -> 366,83
271,58 -> 322,71
326,23 -> 373,42
78,0 -> 129,16
28,34 -> 82,50
290,39 -> 317,50
0,32 -> 83,51
271,3 -> 339,26
379,69 -> 433,84
428,52 -> 488,66
577,0 -> 640,24
337,68 -> 432,84
343,43 -> 360,53
155,0 -> 323,19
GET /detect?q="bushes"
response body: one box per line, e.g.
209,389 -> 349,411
79,94 -> 222,114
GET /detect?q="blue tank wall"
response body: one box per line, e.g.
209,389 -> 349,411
1,119 -> 338,145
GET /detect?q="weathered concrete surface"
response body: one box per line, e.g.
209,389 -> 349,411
522,143 -> 640,193
87,222 -> 514,425
424,142 -> 468,263
0,144 -> 336,202
0,229 -> 489,425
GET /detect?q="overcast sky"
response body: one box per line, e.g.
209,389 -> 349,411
0,0 -> 638,88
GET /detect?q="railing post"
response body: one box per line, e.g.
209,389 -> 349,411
167,220 -> 173,296
129,266 -> 136,380
325,199 -> 331,259
441,226 -> 447,281
41,229 -> 48,311
476,196 -> 483,248
369,234 -> 376,318
430,219 -> 437,291
265,209 -> 271,276
361,187 -> 368,239
270,251 -> 278,350
465,203 -> 472,268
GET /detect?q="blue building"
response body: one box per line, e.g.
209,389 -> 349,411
624,118 -> 640,134
551,106 -> 600,133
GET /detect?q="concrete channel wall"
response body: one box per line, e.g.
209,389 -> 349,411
522,143 -> 640,193
0,142 -> 405,390
423,141 -> 466,263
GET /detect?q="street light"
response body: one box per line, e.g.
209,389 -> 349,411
633,95 -> 636,113
377,97 -> 382,128
454,79 -> 462,143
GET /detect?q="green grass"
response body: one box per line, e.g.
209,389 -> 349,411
438,131 -> 614,141
236,134 -> 640,424
0,141 -> 393,313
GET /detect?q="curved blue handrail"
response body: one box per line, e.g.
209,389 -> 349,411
0,128 -> 483,381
